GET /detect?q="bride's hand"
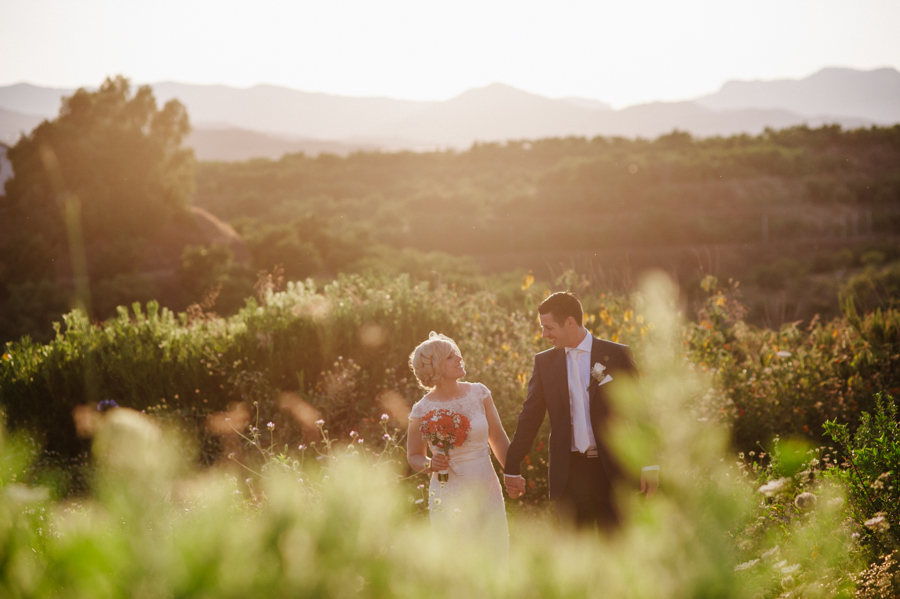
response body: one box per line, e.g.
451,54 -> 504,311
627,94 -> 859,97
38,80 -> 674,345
430,452 -> 450,472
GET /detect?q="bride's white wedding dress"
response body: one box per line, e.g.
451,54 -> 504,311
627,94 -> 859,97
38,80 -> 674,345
410,382 -> 509,560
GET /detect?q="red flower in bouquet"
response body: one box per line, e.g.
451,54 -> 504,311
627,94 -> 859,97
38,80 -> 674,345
419,409 -> 471,483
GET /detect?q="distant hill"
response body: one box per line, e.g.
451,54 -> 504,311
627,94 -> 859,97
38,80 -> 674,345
695,67 -> 900,123
0,107 -> 43,145
0,67 -> 895,160
0,83 -> 73,118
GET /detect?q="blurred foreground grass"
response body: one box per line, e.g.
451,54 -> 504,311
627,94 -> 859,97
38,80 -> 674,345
0,275 -> 861,598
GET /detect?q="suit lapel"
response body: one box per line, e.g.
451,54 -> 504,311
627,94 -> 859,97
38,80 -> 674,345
548,347 -> 571,426
589,336 -> 612,426
589,336 -> 618,428
588,336 -> 602,404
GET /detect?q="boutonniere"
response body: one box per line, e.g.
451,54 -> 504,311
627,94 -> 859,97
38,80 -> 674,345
591,362 -> 607,384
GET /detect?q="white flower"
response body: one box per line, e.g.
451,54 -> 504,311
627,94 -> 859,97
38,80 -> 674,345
381,413 -> 389,421
780,563 -> 801,575
591,362 -> 607,383
864,514 -> 890,532
734,559 -> 759,572
776,350 -> 792,357
759,477 -> 790,497
266,421 -> 275,431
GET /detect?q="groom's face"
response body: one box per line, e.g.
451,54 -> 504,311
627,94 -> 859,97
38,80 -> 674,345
539,313 -> 577,349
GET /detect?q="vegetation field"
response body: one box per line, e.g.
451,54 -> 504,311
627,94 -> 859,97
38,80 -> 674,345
2,77 -> 900,597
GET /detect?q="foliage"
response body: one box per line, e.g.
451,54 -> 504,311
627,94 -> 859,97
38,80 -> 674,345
0,75 -> 195,339
195,125 -> 900,257
842,262 -> 900,313
1,75 -> 193,257
728,439 -> 860,598
0,275 -> 868,598
824,394 -> 900,555
686,277 -> 900,453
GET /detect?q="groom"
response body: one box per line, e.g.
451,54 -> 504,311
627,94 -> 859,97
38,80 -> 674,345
504,291 -> 657,530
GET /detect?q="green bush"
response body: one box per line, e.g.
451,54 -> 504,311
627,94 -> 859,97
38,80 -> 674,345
825,394 -> 900,554
842,262 -> 900,312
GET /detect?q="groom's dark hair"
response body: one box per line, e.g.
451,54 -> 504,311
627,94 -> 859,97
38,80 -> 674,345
538,292 -> 583,327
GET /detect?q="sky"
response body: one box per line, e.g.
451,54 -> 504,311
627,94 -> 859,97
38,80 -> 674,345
1,0 -> 898,108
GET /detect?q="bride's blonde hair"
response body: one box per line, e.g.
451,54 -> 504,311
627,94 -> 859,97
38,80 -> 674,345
409,332 -> 462,390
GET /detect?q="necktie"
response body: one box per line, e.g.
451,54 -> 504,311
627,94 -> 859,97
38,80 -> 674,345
566,347 -> 591,453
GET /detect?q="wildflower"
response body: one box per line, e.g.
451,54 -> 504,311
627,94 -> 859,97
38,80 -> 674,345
759,477 -> 790,497
734,559 -> 759,572
381,413 -> 389,421
794,492 -> 817,511
780,563 -> 801,575
298,444 -> 307,451
761,546 -> 780,560
349,430 -> 358,438
776,351 -> 792,358
864,514 -> 890,532
97,399 -> 118,412
227,452 -> 236,460
267,421 -> 275,431
383,434 -> 392,441
357,438 -> 364,444
315,419 -> 325,426
417,484 -> 425,490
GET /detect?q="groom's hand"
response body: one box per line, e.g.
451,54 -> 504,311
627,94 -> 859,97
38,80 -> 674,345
504,475 -> 526,499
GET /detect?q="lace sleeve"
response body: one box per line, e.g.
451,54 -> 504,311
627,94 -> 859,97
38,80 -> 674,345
475,383 -> 491,414
409,399 -> 427,421
477,383 -> 492,400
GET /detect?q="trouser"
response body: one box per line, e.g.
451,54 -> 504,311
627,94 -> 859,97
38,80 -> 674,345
554,451 -> 621,532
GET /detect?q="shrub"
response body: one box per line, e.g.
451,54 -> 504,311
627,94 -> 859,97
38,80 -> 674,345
824,394 -> 900,553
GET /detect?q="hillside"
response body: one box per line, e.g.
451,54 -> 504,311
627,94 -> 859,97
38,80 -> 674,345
696,67 -> 900,123
0,68 -> 896,159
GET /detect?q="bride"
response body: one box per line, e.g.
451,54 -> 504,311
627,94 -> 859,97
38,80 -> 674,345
407,332 -> 510,559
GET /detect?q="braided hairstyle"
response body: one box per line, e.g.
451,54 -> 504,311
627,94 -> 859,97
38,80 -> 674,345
409,332 -> 462,390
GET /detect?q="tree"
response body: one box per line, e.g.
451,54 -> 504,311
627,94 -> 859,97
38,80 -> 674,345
0,75 -> 195,342
1,75 -> 194,277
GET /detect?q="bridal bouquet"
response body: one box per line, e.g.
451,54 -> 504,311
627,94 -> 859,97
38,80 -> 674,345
419,409 -> 471,483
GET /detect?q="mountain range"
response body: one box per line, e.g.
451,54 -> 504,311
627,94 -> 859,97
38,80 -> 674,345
0,67 -> 897,161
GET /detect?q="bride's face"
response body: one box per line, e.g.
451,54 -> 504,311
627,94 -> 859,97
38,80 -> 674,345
441,351 -> 466,381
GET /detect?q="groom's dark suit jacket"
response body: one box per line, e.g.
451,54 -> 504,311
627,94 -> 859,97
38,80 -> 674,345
505,335 -> 638,501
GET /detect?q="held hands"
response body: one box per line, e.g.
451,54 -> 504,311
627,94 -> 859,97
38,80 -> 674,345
505,476 -> 526,499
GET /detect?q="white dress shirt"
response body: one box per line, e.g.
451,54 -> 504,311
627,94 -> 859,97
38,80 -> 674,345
566,330 -> 596,453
